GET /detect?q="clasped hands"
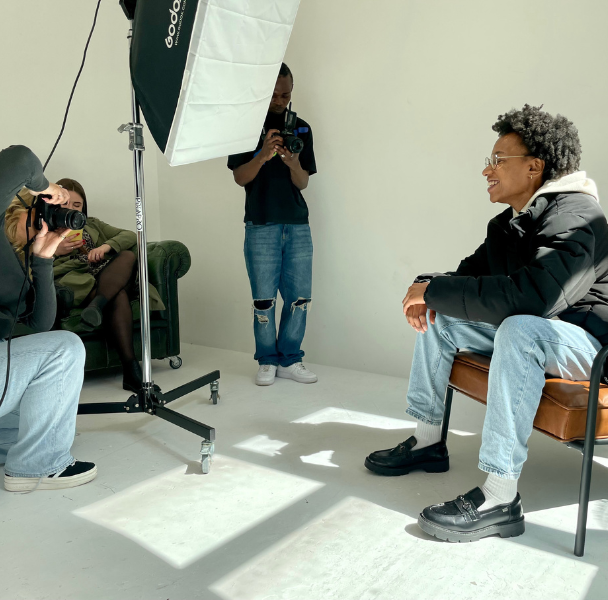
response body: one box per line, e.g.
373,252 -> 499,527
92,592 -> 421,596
402,281 -> 436,333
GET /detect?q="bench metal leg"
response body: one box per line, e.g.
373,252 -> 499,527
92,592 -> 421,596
441,387 -> 454,443
574,345 -> 608,556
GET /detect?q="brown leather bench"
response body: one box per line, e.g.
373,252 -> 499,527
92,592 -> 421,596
441,350 -> 608,556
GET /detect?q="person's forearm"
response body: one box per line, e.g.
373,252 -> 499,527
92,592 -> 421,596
234,155 -> 265,187
24,256 -> 57,332
289,163 -> 309,190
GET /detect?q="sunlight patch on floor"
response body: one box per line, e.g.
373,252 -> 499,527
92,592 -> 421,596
300,450 -> 339,468
449,429 -> 476,436
210,496 -> 598,600
594,456 -> 608,469
234,435 -> 289,456
74,455 -> 323,569
292,407 -> 417,430
525,499 -> 608,534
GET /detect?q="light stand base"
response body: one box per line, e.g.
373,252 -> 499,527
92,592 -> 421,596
78,371 -> 219,470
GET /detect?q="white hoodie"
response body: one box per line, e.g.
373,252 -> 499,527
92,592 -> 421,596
513,171 -> 600,218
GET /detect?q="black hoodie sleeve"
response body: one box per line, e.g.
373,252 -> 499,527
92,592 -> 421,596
414,241 -> 491,284
425,213 -> 596,324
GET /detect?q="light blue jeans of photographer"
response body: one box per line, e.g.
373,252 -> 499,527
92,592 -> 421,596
0,331 -> 85,478
405,312 -> 602,479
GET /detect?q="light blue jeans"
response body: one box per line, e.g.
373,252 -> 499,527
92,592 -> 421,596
244,223 -> 313,367
405,312 -> 602,479
0,331 -> 85,478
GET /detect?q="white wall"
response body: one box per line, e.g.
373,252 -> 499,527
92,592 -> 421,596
5,2 -> 607,379
1,1 -> 161,238
157,0 -> 608,377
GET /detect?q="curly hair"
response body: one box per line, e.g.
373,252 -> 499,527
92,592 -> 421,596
492,104 -> 581,182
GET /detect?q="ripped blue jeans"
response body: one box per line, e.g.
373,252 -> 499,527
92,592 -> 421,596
244,223 -> 313,367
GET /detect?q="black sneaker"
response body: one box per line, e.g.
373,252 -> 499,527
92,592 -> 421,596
364,435 -> 449,476
417,487 -> 525,542
4,460 -> 97,492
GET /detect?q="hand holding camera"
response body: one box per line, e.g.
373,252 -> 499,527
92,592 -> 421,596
29,182 -> 70,205
32,221 -> 72,259
259,129 -> 283,163
278,148 -> 300,170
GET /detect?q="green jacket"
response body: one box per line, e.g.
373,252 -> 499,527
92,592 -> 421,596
53,217 -> 165,310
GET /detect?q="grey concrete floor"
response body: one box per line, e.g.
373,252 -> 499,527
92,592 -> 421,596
2,343 -> 608,600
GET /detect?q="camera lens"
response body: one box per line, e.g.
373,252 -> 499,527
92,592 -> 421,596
47,207 -> 87,230
63,209 -> 87,230
285,135 -> 304,154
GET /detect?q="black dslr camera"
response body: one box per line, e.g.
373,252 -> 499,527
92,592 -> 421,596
279,103 -> 304,154
35,195 -> 87,231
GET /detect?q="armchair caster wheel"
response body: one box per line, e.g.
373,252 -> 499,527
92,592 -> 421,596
210,380 -> 220,405
201,439 -> 215,474
169,356 -> 183,369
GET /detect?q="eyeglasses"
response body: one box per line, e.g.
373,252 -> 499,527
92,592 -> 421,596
485,154 -> 531,169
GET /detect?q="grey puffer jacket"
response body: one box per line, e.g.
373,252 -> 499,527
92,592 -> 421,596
422,172 -> 608,345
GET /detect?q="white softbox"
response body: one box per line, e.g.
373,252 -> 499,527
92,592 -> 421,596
130,0 -> 301,166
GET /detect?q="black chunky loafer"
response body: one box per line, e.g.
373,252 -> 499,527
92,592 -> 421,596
417,486 -> 525,542
364,435 -> 449,476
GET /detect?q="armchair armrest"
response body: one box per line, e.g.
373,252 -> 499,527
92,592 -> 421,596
146,240 -> 191,354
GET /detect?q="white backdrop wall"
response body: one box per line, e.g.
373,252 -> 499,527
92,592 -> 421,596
3,2 -> 607,380
157,0 -> 608,378
1,1 -> 161,238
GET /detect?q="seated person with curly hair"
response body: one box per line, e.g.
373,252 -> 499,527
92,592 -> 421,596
365,105 -> 608,543
12,178 -> 164,392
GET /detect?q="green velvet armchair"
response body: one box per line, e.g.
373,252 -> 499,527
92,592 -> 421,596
15,240 -> 191,372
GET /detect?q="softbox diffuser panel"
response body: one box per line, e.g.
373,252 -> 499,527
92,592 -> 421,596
130,0 -> 301,166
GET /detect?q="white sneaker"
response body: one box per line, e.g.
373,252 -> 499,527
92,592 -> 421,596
277,363 -> 318,384
255,364 -> 277,386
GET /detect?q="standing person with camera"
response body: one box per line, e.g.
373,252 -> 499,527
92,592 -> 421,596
0,145 -> 97,492
228,63 -> 318,386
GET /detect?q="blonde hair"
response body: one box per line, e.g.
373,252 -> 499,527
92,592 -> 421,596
4,188 -> 36,261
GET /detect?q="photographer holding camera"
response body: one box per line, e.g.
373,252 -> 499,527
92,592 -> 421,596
228,63 -> 318,386
0,145 -> 96,492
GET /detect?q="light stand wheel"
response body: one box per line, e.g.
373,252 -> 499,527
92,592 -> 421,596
210,380 -> 220,405
201,439 -> 215,474
169,356 -> 183,370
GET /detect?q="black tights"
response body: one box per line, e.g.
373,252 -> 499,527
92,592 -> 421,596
87,251 -> 138,365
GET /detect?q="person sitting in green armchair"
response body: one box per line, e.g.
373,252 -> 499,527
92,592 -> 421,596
6,178 -> 164,392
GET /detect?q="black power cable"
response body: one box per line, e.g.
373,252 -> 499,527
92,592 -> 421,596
1,1 -> 103,407
44,0 -> 103,171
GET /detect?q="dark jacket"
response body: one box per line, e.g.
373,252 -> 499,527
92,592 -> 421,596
0,146 -> 55,340
424,190 -> 608,345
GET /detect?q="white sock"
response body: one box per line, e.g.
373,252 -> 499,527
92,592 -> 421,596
479,473 -> 518,511
413,421 -> 442,449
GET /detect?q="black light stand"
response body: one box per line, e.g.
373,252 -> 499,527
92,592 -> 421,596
78,19 -> 220,474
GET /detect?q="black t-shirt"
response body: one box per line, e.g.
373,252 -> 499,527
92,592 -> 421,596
227,111 -> 317,225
